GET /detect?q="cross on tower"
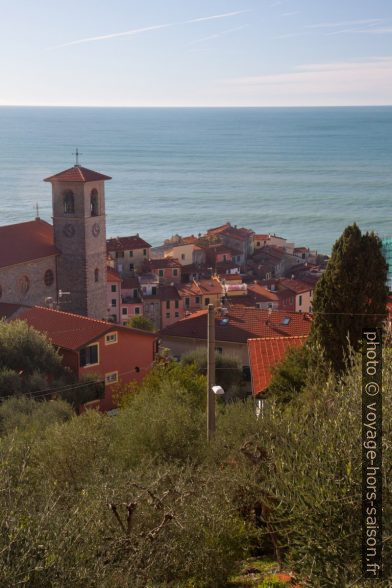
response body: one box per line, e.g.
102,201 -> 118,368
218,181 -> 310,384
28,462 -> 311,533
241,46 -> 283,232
72,148 -> 82,166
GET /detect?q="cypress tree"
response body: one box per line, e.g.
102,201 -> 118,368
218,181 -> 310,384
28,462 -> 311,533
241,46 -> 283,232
310,223 -> 388,372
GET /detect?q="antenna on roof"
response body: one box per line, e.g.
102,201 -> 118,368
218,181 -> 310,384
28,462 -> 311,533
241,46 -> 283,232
35,202 -> 40,220
72,147 -> 82,167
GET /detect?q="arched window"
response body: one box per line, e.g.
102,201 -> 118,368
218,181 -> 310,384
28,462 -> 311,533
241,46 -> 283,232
94,268 -> 99,282
63,190 -> 75,214
90,189 -> 99,216
44,269 -> 54,286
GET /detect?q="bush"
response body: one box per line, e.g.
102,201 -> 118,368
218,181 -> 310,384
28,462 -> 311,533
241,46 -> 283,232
0,395 -> 74,436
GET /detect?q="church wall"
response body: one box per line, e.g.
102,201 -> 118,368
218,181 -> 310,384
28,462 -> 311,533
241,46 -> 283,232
0,256 -> 58,307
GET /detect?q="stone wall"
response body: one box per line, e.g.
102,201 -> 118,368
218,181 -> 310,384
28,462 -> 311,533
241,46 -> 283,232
0,256 -> 58,307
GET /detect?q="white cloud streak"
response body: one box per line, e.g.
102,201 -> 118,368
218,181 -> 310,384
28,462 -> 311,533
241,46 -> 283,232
304,18 -> 384,29
222,58 -> 392,100
50,10 -> 251,49
188,26 -> 247,47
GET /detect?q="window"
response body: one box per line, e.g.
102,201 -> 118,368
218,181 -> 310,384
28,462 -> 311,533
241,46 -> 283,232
105,371 -> 118,385
152,286 -> 157,295
111,284 -> 117,293
175,312 -> 179,318
216,347 -> 223,354
63,190 -> 74,214
281,317 -> 291,325
181,253 -> 185,260
135,307 -> 140,315
204,297 -> 210,305
159,269 -> 164,277
122,308 -> 128,316
174,300 -> 179,309
90,189 -> 99,216
135,366 -> 140,373
94,268 -> 99,282
44,269 -> 54,287
111,299 -> 117,307
185,297 -> 190,308
79,343 -> 99,367
19,275 -> 30,295
173,269 -> 178,277
133,289 -> 138,298
105,332 -> 118,345
166,312 -> 170,319
129,264 -> 134,272
223,255 -> 227,262
129,250 -> 133,257
115,251 -> 124,258
143,249 -> 147,256
166,300 -> 170,309
298,295 -> 302,306
257,241 -> 260,247
195,296 -> 200,304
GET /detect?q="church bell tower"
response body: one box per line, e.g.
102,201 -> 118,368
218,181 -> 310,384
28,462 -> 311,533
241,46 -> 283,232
44,154 -> 111,320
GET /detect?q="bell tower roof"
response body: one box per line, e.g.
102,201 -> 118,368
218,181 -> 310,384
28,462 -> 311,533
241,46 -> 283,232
44,165 -> 112,183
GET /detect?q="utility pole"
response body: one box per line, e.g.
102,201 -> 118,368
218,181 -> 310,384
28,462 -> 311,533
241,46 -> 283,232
207,303 -> 216,442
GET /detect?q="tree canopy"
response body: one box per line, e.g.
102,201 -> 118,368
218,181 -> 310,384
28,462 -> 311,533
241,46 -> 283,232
310,223 -> 388,372
127,315 -> 155,332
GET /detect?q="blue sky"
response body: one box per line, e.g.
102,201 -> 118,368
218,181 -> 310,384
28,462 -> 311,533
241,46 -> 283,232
0,0 -> 391,106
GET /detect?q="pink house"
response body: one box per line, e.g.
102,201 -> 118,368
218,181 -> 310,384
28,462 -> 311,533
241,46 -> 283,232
148,258 -> 182,284
107,267 -> 122,322
159,285 -> 185,329
120,277 -> 143,325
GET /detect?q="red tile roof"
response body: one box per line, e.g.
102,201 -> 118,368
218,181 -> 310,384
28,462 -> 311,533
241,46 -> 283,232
254,234 -> 269,240
160,306 -> 312,344
149,257 -> 182,270
14,306 -> 155,350
247,283 -> 279,302
106,267 -> 122,283
107,235 -> 151,252
207,223 -> 231,235
222,226 -> 254,241
278,278 -> 314,294
44,165 -> 111,183
0,219 -> 59,269
122,277 -> 140,290
248,336 -> 308,395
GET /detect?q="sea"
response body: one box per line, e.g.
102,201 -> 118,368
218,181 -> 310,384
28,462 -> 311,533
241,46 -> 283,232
0,106 -> 391,254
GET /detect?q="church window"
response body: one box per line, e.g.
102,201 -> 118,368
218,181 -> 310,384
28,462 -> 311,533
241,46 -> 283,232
90,189 -> 99,216
94,268 -> 99,282
19,275 -> 30,295
44,269 -> 54,287
63,191 -> 75,214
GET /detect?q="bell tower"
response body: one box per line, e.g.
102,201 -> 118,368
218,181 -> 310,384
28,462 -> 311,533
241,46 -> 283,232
44,157 -> 111,320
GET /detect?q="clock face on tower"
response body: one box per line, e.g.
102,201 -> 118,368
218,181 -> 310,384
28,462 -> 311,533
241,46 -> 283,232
92,222 -> 101,237
63,223 -> 75,238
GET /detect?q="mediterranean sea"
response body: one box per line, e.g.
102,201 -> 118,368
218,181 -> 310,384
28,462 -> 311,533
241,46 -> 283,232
0,106 -> 391,254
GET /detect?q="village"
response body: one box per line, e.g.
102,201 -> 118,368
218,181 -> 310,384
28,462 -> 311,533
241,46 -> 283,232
0,160 -> 337,412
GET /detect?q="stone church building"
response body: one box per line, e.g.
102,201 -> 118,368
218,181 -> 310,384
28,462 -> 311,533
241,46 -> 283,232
0,162 -> 111,320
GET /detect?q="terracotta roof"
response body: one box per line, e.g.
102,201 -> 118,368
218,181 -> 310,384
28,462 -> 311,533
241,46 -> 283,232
106,267 -> 122,283
44,165 -> 111,183
14,306 -> 155,350
294,247 -> 309,253
107,235 -> 151,252
193,279 -> 223,295
222,226 -> 254,241
247,283 -> 279,302
181,235 -> 198,245
149,257 -> 182,270
278,278 -> 314,294
219,274 -> 242,282
159,286 -> 181,301
207,223 -> 231,235
248,336 -> 307,395
160,306 -> 312,344
254,234 -> 269,241
0,219 -> 59,269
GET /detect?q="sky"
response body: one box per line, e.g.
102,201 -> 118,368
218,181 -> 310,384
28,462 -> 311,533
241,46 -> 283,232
0,0 -> 391,107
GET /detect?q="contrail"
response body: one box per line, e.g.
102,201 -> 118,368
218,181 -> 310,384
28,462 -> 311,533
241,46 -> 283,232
50,10 -> 251,49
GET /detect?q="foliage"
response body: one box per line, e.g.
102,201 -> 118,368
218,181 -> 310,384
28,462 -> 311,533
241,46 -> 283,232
0,319 -> 64,398
181,349 -> 247,400
127,315 -> 155,332
0,357 -> 390,586
0,395 -> 73,436
267,344 -> 310,403
58,372 -> 105,410
310,223 -> 388,372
